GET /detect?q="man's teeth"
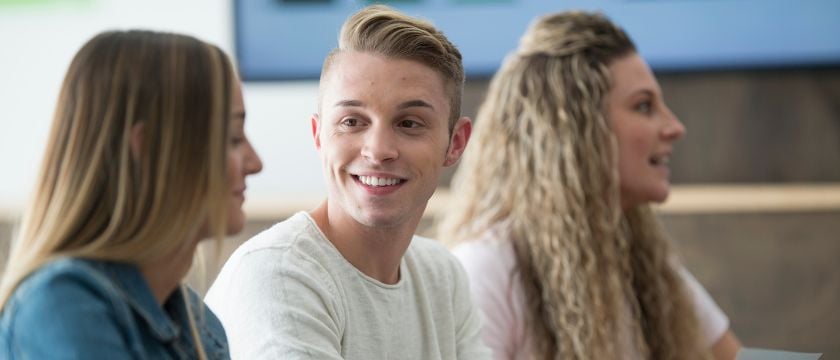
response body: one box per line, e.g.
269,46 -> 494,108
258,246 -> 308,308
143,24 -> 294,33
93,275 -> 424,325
358,175 -> 401,186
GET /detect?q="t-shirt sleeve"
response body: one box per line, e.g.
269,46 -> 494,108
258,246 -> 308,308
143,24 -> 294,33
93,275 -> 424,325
453,241 -> 521,360
6,272 -> 135,359
205,248 -> 344,360
678,267 -> 730,347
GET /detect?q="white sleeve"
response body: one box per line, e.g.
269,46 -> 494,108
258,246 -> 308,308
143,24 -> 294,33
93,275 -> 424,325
678,267 -> 730,347
453,241 -> 523,360
205,248 -> 344,360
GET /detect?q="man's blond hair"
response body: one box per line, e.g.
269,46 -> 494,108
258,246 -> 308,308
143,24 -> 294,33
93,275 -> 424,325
320,5 -> 464,129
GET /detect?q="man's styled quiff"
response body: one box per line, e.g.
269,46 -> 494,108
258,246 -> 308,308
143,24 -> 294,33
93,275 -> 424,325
320,5 -> 464,128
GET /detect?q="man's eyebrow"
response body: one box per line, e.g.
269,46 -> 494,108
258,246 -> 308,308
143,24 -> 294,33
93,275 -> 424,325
332,99 -> 435,111
334,100 -> 363,107
398,100 -> 434,111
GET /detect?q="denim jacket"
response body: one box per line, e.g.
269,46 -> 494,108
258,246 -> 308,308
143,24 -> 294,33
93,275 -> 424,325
0,258 -> 229,359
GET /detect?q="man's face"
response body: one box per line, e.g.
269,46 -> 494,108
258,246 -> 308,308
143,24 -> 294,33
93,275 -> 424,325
312,51 -> 469,229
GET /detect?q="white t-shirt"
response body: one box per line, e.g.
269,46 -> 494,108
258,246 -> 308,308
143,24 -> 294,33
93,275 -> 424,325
452,230 -> 729,360
205,212 -> 491,359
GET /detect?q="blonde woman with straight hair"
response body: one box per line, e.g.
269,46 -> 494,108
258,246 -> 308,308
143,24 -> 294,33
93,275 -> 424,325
439,11 -> 740,360
0,29 -> 262,359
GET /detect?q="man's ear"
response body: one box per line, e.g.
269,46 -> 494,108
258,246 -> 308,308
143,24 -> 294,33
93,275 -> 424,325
443,116 -> 472,167
129,122 -> 145,160
311,113 -> 321,150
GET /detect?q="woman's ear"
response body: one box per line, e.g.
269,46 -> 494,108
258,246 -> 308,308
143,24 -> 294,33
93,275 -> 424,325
129,122 -> 145,160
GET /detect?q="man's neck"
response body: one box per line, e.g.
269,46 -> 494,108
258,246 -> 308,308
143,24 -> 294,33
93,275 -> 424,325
309,201 -> 420,285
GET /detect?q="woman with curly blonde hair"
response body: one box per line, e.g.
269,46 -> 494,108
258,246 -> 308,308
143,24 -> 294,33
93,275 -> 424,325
439,11 -> 740,360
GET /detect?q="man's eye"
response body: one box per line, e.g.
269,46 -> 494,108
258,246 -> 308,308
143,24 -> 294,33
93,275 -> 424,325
341,118 -> 359,126
398,119 -> 421,128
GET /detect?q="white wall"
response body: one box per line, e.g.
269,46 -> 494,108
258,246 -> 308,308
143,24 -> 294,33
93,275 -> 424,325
0,0 -> 325,219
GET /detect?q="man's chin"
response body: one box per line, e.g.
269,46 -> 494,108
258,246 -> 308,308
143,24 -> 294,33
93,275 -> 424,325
351,211 -> 407,229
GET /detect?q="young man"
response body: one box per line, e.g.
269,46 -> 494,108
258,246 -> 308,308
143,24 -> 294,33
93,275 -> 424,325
205,5 -> 490,359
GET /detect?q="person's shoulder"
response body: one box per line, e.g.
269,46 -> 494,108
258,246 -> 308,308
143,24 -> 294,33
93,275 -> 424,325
406,235 -> 474,285
236,212 -> 315,253
2,258 -> 122,332
9,258 -> 116,303
408,235 -> 456,264
450,229 -> 517,274
222,211 -> 336,270
409,234 -> 448,251
207,212 -> 340,306
673,264 -> 731,346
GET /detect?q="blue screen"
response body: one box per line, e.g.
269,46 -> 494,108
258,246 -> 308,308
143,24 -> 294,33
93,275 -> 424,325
234,0 -> 840,80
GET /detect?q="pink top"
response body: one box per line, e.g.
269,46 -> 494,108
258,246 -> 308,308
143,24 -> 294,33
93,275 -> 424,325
453,230 -> 729,360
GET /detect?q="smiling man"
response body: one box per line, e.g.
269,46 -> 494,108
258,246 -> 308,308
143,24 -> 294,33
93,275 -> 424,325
205,5 -> 490,359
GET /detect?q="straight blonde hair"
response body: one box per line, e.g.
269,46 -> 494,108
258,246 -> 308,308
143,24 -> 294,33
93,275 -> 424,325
439,12 -> 709,359
0,30 -> 234,359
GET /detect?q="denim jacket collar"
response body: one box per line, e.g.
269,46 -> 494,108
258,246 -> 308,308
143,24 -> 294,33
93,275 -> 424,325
97,261 -> 182,342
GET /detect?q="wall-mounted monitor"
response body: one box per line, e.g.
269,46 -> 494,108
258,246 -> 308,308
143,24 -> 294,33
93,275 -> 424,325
234,0 -> 840,80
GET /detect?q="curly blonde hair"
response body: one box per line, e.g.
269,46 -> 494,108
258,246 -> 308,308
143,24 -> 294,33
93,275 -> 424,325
439,11 -> 709,359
